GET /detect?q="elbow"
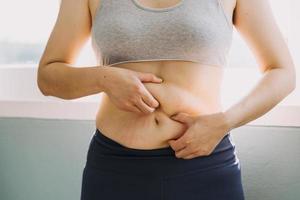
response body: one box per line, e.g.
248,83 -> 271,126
37,63 -> 51,96
37,63 -> 75,100
263,65 -> 296,97
286,66 -> 297,95
37,60 -> 75,100
37,80 -> 50,97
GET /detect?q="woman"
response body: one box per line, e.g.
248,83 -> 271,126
37,0 -> 296,199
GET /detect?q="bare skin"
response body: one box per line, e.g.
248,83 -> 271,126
37,0 -> 295,159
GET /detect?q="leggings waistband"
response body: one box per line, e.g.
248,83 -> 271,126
84,128 -> 238,177
94,127 -> 235,156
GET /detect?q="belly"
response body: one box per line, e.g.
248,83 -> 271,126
95,60 -> 224,149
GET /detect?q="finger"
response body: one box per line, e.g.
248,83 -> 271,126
182,152 -> 199,160
171,113 -> 194,126
137,72 -> 163,83
175,145 -> 196,158
168,134 -> 191,151
121,101 -> 142,113
168,140 -> 186,151
135,98 -> 155,114
128,104 -> 143,114
141,89 -> 160,108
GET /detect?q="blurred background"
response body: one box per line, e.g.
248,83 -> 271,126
0,0 -> 299,200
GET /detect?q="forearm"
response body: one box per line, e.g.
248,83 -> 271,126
37,62 -> 110,99
223,68 -> 296,130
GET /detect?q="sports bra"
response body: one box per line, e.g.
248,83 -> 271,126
91,0 -> 233,67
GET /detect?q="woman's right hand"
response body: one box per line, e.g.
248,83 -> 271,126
101,66 -> 164,114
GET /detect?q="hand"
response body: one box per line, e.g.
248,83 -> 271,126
102,67 -> 163,114
168,112 -> 231,159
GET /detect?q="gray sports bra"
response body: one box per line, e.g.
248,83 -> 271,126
91,0 -> 233,67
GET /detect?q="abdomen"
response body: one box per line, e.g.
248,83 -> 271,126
95,60 -> 224,149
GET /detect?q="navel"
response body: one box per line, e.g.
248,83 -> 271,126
154,117 -> 160,125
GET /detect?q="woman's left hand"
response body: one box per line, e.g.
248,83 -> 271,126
168,112 -> 231,159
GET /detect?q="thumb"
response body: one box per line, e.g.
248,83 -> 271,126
137,72 -> 163,83
170,112 -> 194,126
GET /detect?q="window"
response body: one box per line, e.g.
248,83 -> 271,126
0,0 -> 95,66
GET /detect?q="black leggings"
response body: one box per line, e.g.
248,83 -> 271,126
80,128 -> 245,200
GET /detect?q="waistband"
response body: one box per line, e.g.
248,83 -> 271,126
94,127 -> 235,156
85,128 -> 238,177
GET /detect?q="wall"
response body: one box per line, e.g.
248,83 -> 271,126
0,118 -> 299,200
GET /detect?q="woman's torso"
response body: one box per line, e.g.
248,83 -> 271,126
89,0 -> 236,149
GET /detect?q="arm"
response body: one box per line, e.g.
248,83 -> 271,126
37,0 -> 109,99
37,1 -> 163,113
223,0 -> 296,130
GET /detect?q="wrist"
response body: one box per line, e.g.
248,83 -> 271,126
221,110 -> 234,132
97,65 -> 112,93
